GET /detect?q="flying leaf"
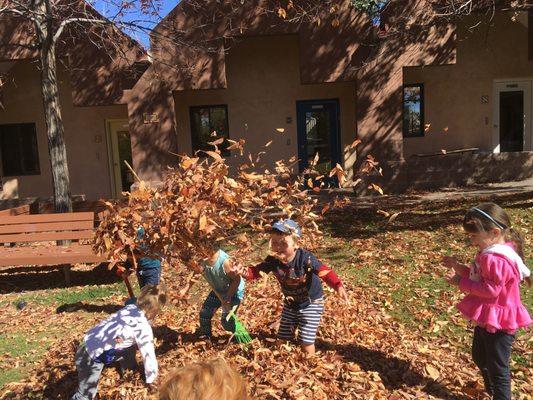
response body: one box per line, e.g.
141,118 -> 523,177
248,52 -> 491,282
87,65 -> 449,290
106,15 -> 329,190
208,137 -> 225,146
369,183 -> 384,195
388,212 -> 400,224
377,209 -> 390,218
350,139 -> 362,149
203,150 -> 223,162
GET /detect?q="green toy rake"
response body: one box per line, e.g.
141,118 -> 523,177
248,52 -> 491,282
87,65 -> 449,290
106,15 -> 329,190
225,304 -> 253,345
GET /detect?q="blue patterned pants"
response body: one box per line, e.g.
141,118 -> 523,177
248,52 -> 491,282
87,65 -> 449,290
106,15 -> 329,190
199,291 -> 241,337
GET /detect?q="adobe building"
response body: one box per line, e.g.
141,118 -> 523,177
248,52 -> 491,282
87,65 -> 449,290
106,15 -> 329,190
126,0 -> 533,193
0,1 -> 146,201
2,0 -> 532,202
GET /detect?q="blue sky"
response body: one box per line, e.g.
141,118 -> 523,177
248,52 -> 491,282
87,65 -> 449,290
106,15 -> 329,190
91,1 -> 181,47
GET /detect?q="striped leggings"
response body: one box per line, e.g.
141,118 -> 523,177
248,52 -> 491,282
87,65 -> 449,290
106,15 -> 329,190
278,299 -> 324,345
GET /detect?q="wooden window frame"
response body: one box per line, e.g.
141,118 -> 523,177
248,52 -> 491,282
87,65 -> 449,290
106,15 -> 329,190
189,104 -> 230,156
402,83 -> 425,138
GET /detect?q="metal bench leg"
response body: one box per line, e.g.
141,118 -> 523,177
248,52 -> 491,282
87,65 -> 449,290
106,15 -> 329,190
61,264 -> 72,286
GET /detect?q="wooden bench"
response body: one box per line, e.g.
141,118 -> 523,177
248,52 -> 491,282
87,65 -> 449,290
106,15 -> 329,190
39,200 -> 109,224
0,212 -> 105,284
0,204 -> 30,216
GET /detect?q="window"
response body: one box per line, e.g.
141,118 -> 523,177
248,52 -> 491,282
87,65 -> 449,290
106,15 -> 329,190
189,105 -> 230,156
402,84 -> 424,138
0,123 -> 40,176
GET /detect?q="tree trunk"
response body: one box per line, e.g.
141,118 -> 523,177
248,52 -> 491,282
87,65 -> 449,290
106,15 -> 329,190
36,0 -> 72,213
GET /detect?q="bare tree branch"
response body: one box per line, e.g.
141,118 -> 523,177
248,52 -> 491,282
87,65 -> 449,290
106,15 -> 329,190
52,16 -> 108,43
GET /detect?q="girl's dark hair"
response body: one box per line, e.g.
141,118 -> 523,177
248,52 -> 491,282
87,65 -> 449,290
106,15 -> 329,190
463,202 -> 525,260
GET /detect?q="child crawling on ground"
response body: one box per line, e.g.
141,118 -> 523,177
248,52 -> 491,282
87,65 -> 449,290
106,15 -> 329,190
71,284 -> 166,400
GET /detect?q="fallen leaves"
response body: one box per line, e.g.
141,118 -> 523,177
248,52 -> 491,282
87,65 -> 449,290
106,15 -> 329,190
1,281 -> 506,400
2,198 -> 532,400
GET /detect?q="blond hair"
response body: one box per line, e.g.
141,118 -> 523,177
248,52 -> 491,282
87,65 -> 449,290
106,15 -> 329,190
136,284 -> 167,320
159,358 -> 249,400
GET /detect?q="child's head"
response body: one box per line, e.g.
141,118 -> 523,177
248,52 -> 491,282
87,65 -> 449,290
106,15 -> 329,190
463,202 -> 523,256
269,219 -> 301,261
159,358 -> 249,400
136,284 -> 167,321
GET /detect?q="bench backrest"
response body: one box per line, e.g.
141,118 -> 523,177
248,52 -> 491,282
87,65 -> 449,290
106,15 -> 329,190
39,200 -> 108,223
0,204 -> 30,216
0,212 -> 95,244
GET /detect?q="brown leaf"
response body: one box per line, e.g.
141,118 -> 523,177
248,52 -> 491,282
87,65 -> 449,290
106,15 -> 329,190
425,365 -> 440,380
203,150 -> 223,162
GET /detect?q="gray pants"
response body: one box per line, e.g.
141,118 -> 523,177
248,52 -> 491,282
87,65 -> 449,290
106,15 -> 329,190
71,344 -> 138,400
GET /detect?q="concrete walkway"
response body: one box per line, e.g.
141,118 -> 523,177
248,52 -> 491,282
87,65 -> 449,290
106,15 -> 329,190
328,178 -> 533,209
418,177 -> 533,202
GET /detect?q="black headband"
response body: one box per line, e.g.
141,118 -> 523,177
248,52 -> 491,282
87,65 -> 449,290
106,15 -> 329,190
471,207 -> 506,230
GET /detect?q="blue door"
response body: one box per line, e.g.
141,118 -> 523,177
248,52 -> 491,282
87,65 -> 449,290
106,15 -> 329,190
296,99 -> 341,174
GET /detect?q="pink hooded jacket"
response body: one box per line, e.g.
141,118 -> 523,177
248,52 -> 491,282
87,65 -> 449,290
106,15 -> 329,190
457,243 -> 531,333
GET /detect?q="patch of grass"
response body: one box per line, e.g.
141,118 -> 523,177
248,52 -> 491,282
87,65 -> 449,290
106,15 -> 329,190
0,369 -> 25,389
0,330 -> 59,389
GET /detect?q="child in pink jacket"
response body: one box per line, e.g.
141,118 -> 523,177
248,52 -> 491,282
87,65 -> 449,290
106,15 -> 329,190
444,202 -> 531,400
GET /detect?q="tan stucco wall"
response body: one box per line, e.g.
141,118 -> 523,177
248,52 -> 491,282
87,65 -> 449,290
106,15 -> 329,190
403,12 -> 532,157
0,60 -> 128,200
173,35 -> 357,171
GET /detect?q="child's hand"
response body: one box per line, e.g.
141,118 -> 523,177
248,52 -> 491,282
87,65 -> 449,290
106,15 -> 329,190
443,256 -> 468,276
337,286 -> 350,304
446,273 -> 461,287
442,255 -> 459,269
232,261 -> 248,277
221,300 -> 231,313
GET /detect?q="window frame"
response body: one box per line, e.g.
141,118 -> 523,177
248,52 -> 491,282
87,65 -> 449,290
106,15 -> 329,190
402,83 -> 425,138
189,104 -> 230,157
0,122 -> 41,177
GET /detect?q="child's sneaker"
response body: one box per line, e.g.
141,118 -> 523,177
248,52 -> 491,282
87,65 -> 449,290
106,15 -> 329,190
193,329 -> 212,342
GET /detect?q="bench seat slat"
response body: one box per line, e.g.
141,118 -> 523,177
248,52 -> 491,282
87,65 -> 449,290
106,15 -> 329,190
0,230 -> 94,244
0,212 -> 94,225
0,220 -> 94,235
0,244 -> 105,267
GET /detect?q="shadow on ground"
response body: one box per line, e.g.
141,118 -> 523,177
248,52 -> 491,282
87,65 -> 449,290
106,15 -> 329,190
0,263 -> 120,294
323,192 -> 533,239
56,302 -> 123,314
317,339 -> 472,400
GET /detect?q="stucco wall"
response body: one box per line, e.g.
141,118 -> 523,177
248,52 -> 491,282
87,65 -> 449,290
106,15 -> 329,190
0,61 -> 128,200
403,12 -> 533,156
173,35 -> 357,172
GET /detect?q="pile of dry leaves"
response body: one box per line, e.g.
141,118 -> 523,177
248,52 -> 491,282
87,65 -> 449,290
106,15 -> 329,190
2,278 -> 494,400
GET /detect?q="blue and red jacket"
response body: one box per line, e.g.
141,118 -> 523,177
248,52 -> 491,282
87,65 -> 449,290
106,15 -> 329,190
246,248 -> 342,309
